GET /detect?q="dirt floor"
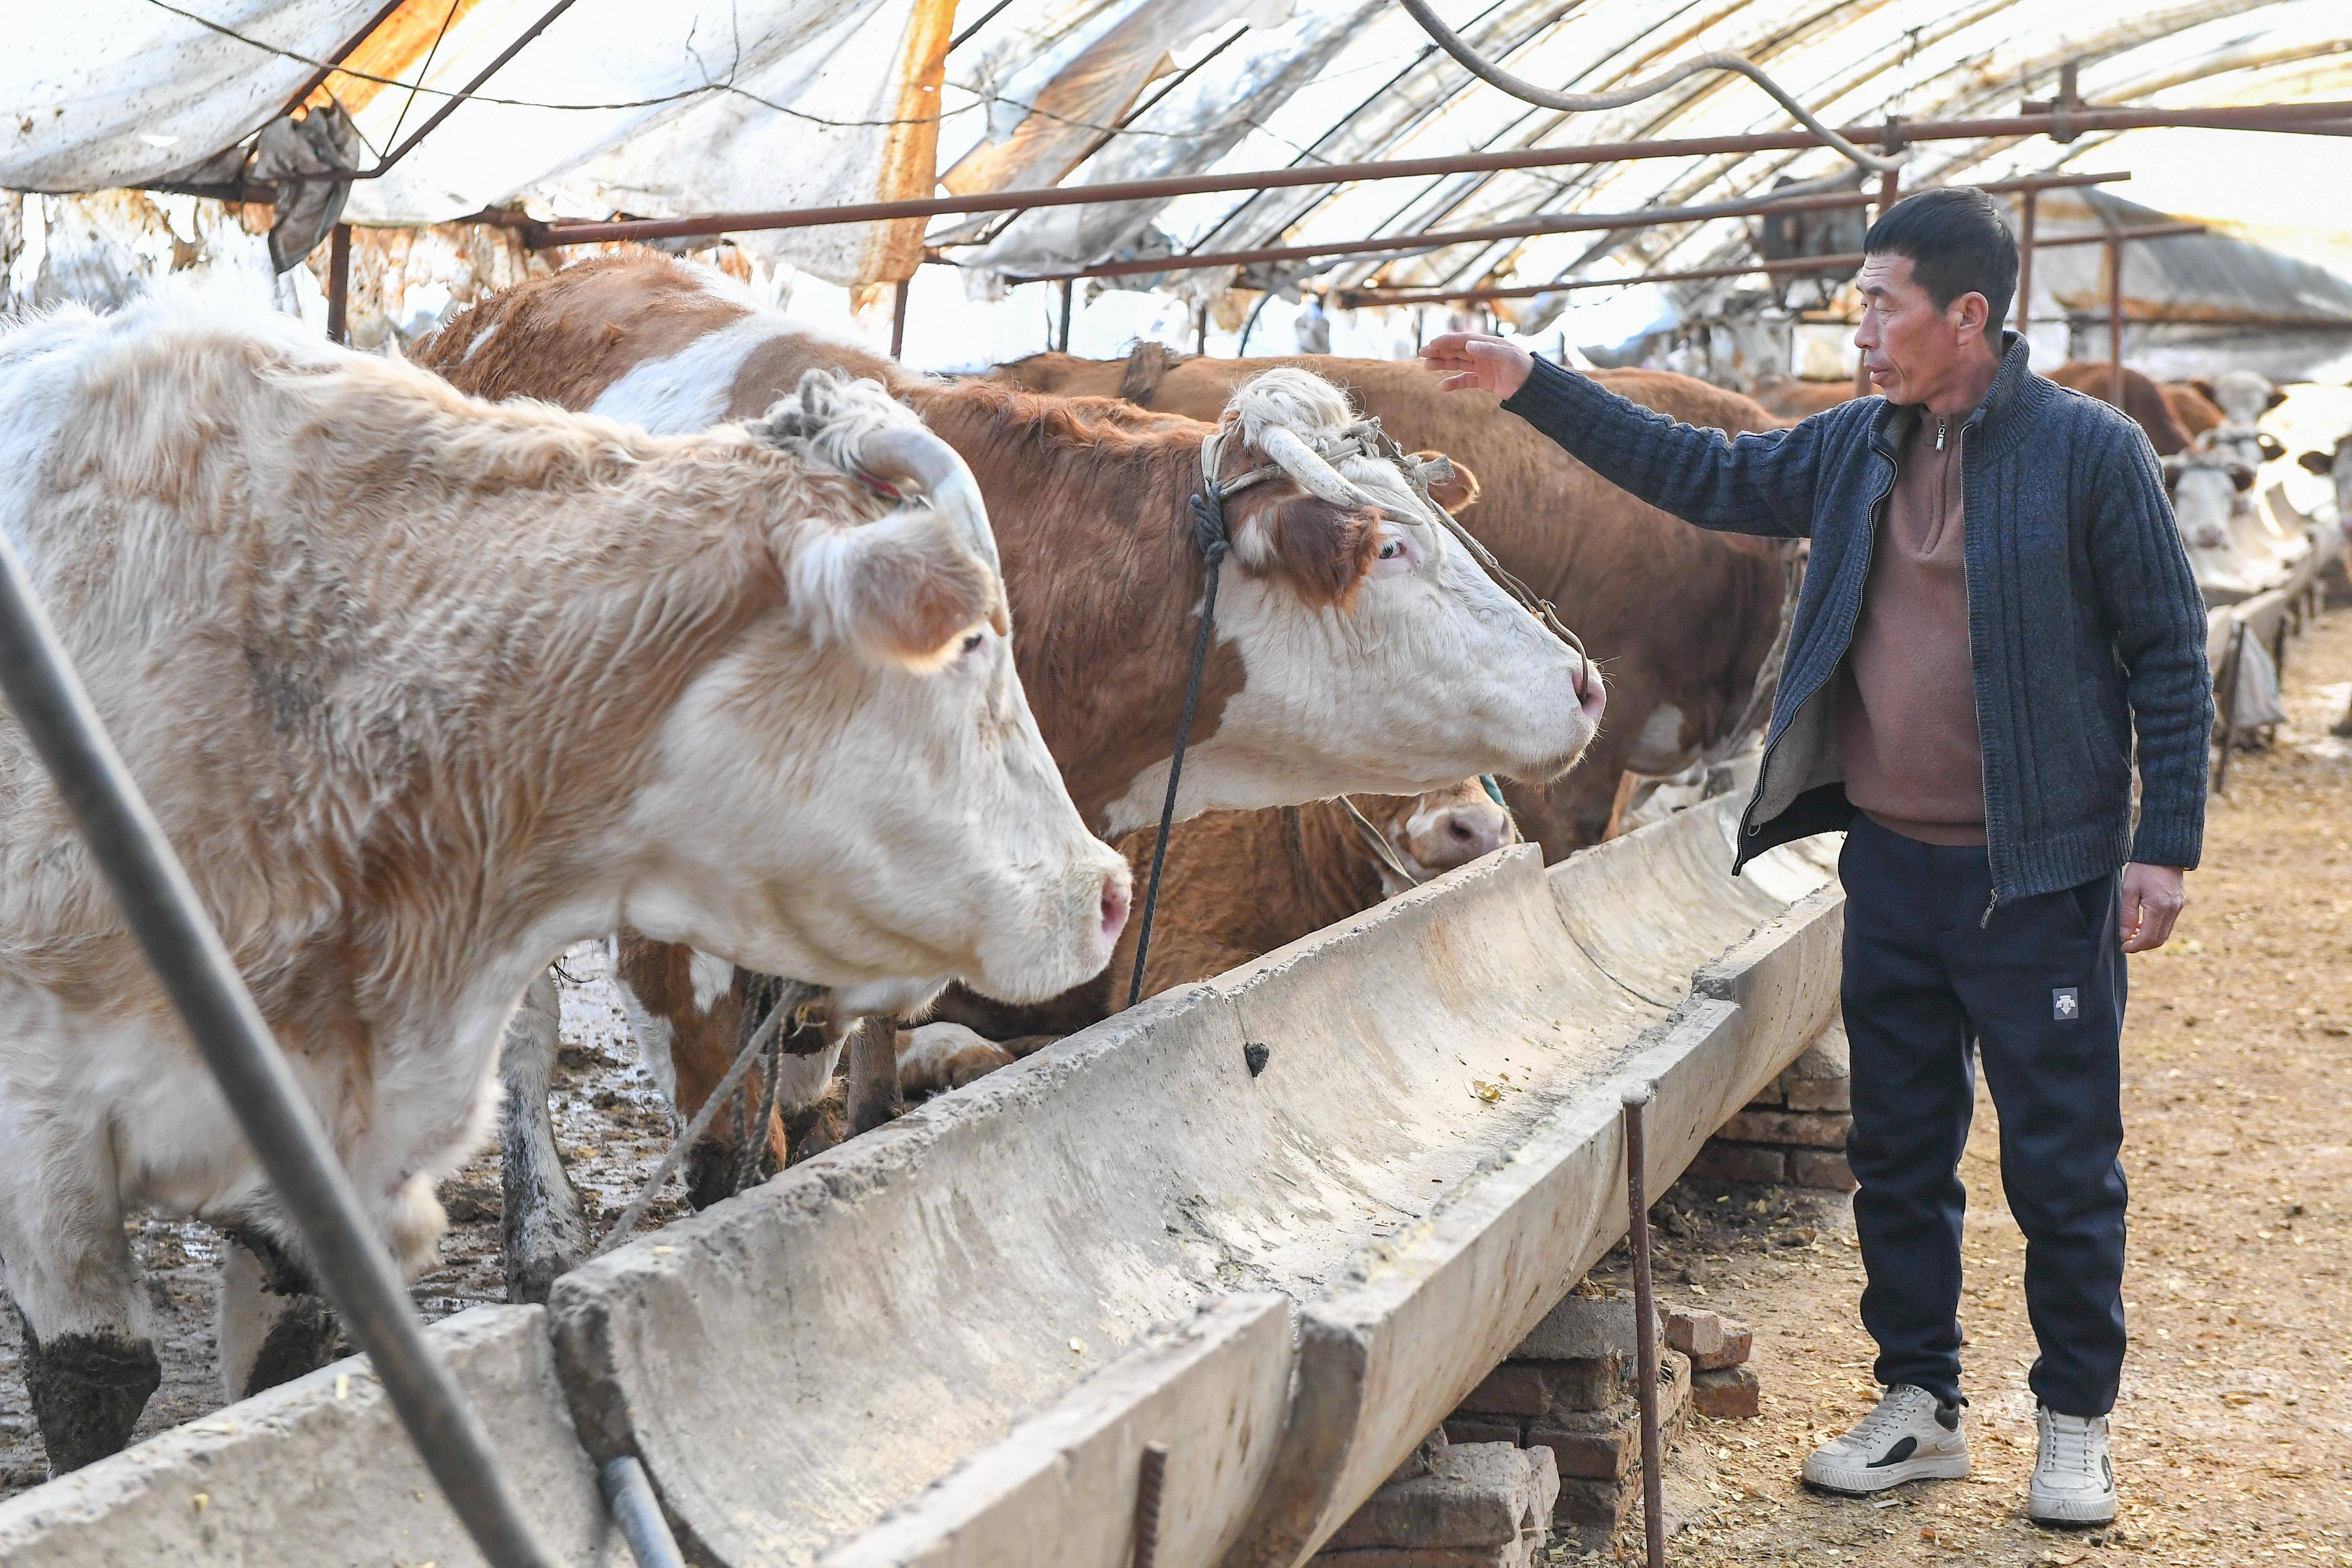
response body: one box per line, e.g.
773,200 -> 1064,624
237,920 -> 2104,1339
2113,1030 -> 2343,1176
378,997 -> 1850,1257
1562,602 -> 2352,1567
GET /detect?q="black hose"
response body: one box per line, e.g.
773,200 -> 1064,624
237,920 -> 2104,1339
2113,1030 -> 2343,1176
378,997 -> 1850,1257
1394,0 -> 1906,177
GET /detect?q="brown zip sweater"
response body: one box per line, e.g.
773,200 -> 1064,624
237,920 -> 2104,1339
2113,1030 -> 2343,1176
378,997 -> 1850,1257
1835,406 -> 1988,847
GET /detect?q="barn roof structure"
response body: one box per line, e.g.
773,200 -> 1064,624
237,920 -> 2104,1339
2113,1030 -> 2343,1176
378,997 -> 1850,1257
8,1 -> 2352,364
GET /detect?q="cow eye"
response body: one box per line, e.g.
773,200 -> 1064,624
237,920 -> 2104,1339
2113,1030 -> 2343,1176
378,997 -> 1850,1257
1378,540 -> 1404,561
959,630 -> 986,656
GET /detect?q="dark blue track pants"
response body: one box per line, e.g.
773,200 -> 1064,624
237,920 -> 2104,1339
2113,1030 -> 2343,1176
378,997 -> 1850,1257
1838,814 -> 2129,1417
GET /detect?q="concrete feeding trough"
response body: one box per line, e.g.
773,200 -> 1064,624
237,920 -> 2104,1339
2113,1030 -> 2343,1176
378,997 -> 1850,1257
0,799 -> 1844,1568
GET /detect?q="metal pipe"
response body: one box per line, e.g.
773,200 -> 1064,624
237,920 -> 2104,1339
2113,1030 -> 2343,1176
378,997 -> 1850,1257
0,542 -> 560,1567
891,277 -> 910,360
1056,277 -> 1074,353
2017,190 -> 2037,335
2107,234 -> 2125,401
1330,220 -> 2202,307
599,1456 -> 687,1568
1624,1087 -> 1664,1568
519,101 -> 2352,247
1016,175 -> 2116,286
326,221 -> 352,346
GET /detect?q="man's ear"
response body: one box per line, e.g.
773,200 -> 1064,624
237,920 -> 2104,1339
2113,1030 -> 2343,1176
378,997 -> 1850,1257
1951,290 -> 1992,341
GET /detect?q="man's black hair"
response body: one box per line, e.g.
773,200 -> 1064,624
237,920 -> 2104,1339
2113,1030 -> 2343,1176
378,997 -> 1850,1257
1863,186 -> 2018,331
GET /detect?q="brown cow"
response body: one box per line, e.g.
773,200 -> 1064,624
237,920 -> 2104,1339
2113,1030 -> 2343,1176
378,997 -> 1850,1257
416,254 -> 1601,1296
993,347 -> 1794,860
2162,381 -> 2226,446
2044,362 -> 2192,455
1749,376 -> 1860,420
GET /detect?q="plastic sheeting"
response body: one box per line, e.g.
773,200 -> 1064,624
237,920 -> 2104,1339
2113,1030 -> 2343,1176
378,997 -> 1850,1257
5,0 -> 954,284
9,0 -> 2352,293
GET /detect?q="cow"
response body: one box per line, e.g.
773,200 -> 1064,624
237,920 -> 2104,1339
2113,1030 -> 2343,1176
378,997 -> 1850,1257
0,292 -> 1132,1474
991,346 -> 1794,862
2197,369 -> 2291,465
2161,445 -> 2270,603
1749,376 -> 1860,420
413,253 -> 1602,1300
2044,361 -> 2194,455
2162,381 -> 2226,446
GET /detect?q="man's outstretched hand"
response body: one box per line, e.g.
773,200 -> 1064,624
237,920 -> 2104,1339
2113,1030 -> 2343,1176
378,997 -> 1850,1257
2120,863 -> 2187,953
1421,332 -> 1536,400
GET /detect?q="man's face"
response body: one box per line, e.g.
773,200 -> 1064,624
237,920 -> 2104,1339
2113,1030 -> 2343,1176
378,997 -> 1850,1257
1852,252 -> 1987,406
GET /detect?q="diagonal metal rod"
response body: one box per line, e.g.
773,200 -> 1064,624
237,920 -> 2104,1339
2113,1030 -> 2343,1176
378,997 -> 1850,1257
0,535 -> 560,1568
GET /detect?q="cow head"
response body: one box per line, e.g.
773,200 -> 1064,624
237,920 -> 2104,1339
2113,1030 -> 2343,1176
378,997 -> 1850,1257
624,372 -> 1129,1015
2163,448 -> 2256,552
1117,369 -> 1601,828
1386,779 -> 1516,892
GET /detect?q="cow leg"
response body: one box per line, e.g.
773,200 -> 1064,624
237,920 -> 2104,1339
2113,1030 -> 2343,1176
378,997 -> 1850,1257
216,1234 -> 340,1399
847,1015 -> 903,1135
0,1114 -> 158,1474
497,968 -> 588,1304
897,1023 -> 1017,1101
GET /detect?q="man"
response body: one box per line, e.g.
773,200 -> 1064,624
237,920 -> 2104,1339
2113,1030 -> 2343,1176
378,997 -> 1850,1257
1425,187 -> 2210,1527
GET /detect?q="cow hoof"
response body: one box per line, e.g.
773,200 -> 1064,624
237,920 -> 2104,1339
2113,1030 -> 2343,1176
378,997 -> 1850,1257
504,1234 -> 586,1307
20,1326 -> 161,1475
244,1294 -> 344,1397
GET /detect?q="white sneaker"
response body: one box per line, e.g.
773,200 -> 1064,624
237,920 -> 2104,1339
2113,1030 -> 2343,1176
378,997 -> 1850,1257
2029,1407 -> 2118,1526
1801,1384 -> 1970,1495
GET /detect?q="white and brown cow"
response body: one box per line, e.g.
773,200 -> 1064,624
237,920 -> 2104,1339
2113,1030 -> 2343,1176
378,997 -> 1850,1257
414,253 -> 1602,1297
0,293 -> 1126,1473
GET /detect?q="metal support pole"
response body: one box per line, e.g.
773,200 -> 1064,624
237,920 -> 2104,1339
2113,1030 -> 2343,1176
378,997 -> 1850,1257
2017,191 -> 2036,336
1624,1087 -> 1665,1568
599,1456 -> 687,1568
1194,299 -> 1209,357
2107,234 -> 2125,403
1056,277 -> 1074,353
0,541 -> 558,1567
890,277 -> 909,360
326,222 -> 352,346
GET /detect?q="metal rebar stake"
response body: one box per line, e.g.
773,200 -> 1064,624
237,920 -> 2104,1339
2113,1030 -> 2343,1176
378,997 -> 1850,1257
0,534 -> 559,1567
1132,1440 -> 1168,1568
1624,1087 -> 1666,1568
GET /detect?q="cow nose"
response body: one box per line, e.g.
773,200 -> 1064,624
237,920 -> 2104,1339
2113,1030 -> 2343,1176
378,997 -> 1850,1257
1577,664 -> 1607,720
1099,877 -> 1130,942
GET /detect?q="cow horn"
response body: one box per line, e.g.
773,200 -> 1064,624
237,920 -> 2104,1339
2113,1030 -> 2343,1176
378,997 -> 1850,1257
857,426 -> 1000,575
1258,425 -> 1375,510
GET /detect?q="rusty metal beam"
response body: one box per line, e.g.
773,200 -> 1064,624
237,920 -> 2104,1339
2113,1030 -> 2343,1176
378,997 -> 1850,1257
517,101 -> 2352,248
1333,221 -> 2205,307
1012,171 -> 2129,286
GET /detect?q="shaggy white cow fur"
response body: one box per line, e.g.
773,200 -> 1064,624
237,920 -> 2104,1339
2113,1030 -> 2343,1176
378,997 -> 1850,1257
0,293 -> 1127,1473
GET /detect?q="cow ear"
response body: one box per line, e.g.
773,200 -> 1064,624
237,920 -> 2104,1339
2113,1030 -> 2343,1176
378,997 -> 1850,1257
2230,462 -> 2257,492
1229,490 -> 1381,607
2190,378 -> 2218,402
2267,387 -> 2288,411
788,507 -> 1002,670
1413,451 -> 1482,515
2300,449 -> 2336,475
